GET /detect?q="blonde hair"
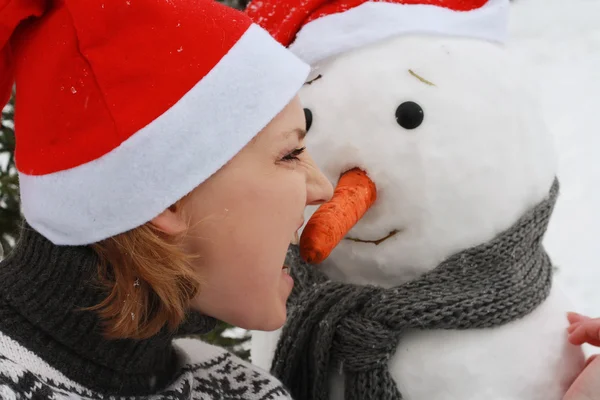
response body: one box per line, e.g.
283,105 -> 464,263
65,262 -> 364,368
89,205 -> 201,340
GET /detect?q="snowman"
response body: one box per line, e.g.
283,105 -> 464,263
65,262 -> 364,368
246,0 -> 585,399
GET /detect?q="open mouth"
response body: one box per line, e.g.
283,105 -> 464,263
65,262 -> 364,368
345,229 -> 400,245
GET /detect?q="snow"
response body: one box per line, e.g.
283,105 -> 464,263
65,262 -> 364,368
222,327 -> 248,339
0,154 -> 9,172
1,104 -> 13,130
507,0 -> 600,322
1,104 -> 12,114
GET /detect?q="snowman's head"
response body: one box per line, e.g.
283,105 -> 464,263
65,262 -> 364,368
300,35 -> 557,287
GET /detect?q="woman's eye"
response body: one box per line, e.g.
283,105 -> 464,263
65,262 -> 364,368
304,108 -> 313,132
395,101 -> 424,130
282,147 -> 306,161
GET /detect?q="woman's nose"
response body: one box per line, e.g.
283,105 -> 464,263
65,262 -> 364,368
305,154 -> 334,206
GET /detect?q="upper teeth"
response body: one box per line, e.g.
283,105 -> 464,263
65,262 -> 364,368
291,231 -> 299,245
283,266 -> 290,274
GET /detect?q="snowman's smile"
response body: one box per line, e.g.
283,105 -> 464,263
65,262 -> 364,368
345,229 -> 400,245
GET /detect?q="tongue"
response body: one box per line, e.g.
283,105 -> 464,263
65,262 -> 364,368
299,168 -> 377,264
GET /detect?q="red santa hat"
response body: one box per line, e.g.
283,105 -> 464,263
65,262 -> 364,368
0,0 -> 310,245
246,0 -> 510,65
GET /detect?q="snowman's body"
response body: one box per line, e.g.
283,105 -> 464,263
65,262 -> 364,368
251,34 -> 584,399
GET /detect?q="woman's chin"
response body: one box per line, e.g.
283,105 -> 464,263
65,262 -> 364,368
240,293 -> 289,332
254,308 -> 287,332
265,285 -> 293,331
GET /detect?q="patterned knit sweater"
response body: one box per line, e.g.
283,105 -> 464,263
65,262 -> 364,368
0,226 -> 292,400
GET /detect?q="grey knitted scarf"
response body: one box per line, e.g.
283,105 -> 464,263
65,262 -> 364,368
272,179 -> 559,400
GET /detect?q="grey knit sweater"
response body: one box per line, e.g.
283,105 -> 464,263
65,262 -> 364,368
0,225 -> 292,400
271,179 -> 559,400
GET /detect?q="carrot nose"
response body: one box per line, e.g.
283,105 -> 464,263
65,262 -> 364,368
299,168 -> 377,264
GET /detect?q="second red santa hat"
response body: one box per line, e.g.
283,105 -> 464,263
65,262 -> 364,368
246,0 -> 510,65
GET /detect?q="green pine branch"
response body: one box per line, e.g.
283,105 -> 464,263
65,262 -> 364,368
216,0 -> 251,10
0,92 -> 21,257
200,322 -> 251,361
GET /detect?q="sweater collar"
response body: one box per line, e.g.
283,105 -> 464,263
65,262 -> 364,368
0,224 -> 217,396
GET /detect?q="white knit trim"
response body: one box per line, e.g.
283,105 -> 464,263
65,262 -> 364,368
174,338 -> 254,367
19,23 -> 310,245
0,330 -> 88,393
0,331 -> 229,388
289,0 -> 510,65
0,331 -> 291,399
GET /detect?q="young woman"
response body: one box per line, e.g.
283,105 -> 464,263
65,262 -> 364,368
0,0 -> 333,398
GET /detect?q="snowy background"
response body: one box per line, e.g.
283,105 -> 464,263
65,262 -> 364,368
510,0 -> 600,355
508,0 -> 600,319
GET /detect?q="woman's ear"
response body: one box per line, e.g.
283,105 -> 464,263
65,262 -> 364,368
150,204 -> 188,235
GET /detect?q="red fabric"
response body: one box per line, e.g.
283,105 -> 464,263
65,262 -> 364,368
246,0 -> 488,47
0,0 -> 49,119
13,4 -> 116,175
6,0 -> 251,175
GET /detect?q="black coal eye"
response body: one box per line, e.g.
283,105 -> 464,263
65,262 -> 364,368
304,108 -> 313,132
395,101 -> 424,130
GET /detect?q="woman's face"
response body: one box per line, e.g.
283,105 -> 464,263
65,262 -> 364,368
182,96 -> 333,330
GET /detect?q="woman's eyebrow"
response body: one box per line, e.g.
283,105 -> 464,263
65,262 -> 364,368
286,127 -> 307,140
